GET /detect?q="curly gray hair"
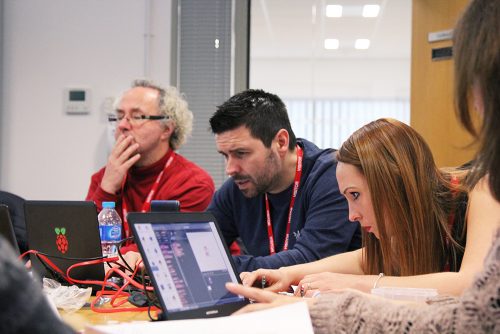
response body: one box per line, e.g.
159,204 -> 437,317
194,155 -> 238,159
123,79 -> 193,150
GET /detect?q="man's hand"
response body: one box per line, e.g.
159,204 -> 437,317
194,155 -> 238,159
100,135 -> 141,194
240,268 -> 294,293
105,251 -> 143,275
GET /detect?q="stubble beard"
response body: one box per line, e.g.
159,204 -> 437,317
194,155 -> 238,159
239,150 -> 281,198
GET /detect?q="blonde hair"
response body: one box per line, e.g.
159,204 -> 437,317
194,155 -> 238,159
127,79 -> 193,150
337,118 -> 467,276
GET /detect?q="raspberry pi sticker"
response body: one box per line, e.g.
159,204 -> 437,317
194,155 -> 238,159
55,227 -> 68,254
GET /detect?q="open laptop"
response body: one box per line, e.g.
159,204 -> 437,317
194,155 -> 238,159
24,200 -> 105,286
128,211 -> 249,320
0,204 -> 20,254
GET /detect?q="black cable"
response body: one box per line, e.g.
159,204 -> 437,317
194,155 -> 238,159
148,304 -> 160,321
116,237 -> 135,273
140,266 -> 160,308
31,237 -> 161,299
35,253 -> 69,282
29,237 -> 135,262
32,251 -> 106,261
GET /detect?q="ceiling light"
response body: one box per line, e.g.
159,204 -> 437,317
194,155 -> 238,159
324,39 -> 340,49
355,39 -> 370,49
362,4 -> 380,17
326,5 -> 342,17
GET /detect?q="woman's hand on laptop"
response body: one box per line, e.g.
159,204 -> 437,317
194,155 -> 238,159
225,282 -> 313,315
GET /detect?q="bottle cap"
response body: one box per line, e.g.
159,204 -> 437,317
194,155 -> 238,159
102,201 -> 115,208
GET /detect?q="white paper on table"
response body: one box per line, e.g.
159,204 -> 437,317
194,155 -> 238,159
84,301 -> 313,334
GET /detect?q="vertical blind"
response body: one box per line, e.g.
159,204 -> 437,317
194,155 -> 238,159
286,98 -> 410,149
176,0 -> 233,188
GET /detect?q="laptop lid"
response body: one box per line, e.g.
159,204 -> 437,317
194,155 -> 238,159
24,200 -> 105,284
0,204 -> 20,254
128,212 -> 249,320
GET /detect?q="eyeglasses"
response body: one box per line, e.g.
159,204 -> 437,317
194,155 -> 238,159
108,114 -> 168,126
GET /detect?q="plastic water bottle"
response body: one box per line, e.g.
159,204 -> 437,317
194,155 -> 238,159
98,201 -> 122,257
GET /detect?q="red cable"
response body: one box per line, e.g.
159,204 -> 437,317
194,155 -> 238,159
91,260 -> 158,314
20,250 -> 159,314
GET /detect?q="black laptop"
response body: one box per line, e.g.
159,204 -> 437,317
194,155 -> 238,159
0,204 -> 20,254
24,201 -> 105,285
128,211 -> 249,320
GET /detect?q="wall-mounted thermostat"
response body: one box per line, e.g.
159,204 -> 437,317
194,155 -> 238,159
64,88 -> 91,114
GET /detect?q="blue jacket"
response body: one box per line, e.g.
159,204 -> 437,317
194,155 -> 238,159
208,138 -> 362,272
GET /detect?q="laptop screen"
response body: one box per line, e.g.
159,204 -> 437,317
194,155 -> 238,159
129,212 -> 248,319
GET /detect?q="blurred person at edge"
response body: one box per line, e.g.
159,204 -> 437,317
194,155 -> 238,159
0,235 -> 75,333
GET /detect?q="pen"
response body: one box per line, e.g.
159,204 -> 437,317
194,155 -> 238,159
261,275 -> 267,289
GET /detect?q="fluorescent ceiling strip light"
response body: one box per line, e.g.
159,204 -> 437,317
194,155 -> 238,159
362,4 -> 380,17
355,39 -> 370,49
324,39 -> 340,49
326,5 -> 342,17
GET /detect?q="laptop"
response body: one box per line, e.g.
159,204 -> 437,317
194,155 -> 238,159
128,211 -> 249,320
24,200 -> 105,286
0,204 -> 20,254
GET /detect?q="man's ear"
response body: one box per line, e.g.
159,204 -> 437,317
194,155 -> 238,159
160,121 -> 175,141
274,129 -> 290,156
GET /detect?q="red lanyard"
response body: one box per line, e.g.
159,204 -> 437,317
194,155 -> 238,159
264,145 -> 303,255
121,150 -> 175,238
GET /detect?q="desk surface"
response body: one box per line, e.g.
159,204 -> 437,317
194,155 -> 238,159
60,297 -> 152,332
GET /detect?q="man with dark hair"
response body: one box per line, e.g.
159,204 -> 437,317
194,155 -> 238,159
208,89 -> 361,273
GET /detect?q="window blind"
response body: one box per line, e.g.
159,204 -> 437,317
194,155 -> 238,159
175,0 -> 249,188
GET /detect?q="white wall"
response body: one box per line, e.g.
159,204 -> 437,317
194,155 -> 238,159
1,0 -> 172,200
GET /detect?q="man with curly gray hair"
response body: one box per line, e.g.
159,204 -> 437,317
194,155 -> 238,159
87,80 -> 215,246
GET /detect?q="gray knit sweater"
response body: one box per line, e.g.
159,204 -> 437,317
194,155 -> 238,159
0,236 -> 75,334
309,228 -> 500,333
